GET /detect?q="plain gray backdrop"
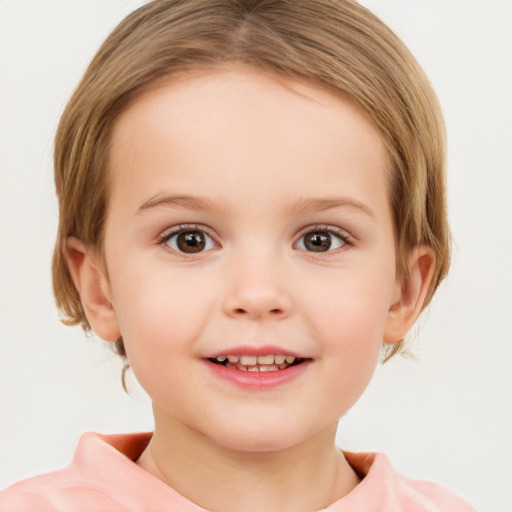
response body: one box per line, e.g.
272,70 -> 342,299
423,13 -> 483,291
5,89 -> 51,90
1,1 -> 511,510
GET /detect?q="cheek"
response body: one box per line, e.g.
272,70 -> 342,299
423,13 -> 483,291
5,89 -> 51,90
306,267 -> 395,343
301,265 -> 395,386
109,265 -> 214,362
110,272 -> 215,410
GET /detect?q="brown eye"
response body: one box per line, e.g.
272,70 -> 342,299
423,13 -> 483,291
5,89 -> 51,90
165,230 -> 215,253
297,230 -> 346,252
176,231 -> 205,253
304,232 -> 331,252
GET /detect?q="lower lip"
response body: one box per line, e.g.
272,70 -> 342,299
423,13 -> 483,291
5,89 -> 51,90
204,360 -> 310,390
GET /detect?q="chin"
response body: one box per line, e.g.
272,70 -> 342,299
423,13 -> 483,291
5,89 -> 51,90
204,419 -> 313,454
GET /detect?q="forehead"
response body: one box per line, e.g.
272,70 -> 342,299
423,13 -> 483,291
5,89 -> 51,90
108,67 -> 390,220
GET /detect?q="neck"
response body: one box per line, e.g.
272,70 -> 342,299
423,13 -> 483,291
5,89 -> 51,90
137,406 -> 360,512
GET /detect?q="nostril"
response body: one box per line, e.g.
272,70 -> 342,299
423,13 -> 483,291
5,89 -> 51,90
232,307 -> 283,317
223,293 -> 292,319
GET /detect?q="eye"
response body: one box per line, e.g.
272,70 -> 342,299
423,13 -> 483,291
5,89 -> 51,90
163,228 -> 216,254
295,229 -> 347,253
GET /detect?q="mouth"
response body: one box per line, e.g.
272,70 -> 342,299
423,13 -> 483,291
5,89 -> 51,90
207,354 -> 307,372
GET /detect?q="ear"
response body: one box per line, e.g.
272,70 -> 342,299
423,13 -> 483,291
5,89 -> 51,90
384,246 -> 435,344
65,237 -> 121,342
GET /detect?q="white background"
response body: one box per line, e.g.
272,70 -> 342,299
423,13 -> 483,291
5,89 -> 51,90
0,1 -> 511,510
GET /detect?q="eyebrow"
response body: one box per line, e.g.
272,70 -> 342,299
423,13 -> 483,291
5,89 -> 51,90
290,197 -> 376,218
137,194 -> 375,218
137,194 -> 225,215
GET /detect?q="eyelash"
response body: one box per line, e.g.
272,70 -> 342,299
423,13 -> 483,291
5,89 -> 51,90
156,224 -> 353,255
294,225 -> 352,254
157,224 -> 218,254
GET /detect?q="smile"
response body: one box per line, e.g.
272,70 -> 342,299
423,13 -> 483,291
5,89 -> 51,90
209,354 -> 305,372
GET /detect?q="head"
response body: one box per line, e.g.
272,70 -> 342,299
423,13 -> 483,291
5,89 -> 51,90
53,0 -> 449,365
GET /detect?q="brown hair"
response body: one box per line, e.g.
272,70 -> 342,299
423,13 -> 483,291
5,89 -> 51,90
52,0 -> 450,360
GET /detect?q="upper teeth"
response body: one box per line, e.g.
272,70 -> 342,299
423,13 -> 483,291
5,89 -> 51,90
219,354 -> 296,365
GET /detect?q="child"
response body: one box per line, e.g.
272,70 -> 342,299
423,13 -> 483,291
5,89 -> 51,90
0,0 -> 478,510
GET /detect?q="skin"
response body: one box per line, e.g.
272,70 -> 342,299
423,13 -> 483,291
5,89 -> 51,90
67,67 -> 434,511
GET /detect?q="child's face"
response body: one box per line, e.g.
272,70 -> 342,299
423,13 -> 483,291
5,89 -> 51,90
96,68 -> 404,451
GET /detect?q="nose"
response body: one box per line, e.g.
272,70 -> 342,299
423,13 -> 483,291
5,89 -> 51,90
221,253 -> 293,321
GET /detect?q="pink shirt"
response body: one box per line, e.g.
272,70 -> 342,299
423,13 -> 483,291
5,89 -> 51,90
0,432 -> 476,511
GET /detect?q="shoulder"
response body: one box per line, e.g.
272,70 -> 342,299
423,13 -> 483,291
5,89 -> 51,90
0,432 -> 205,512
0,432 -> 153,512
0,468 -> 117,512
330,451 -> 478,512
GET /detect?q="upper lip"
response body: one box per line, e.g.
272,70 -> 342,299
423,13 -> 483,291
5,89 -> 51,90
203,345 -> 310,359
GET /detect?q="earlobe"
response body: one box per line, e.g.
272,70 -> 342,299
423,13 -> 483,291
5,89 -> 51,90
383,246 -> 435,344
65,237 -> 121,342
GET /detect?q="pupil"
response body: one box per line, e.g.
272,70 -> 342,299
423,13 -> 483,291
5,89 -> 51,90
177,231 -> 205,253
305,232 -> 331,252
